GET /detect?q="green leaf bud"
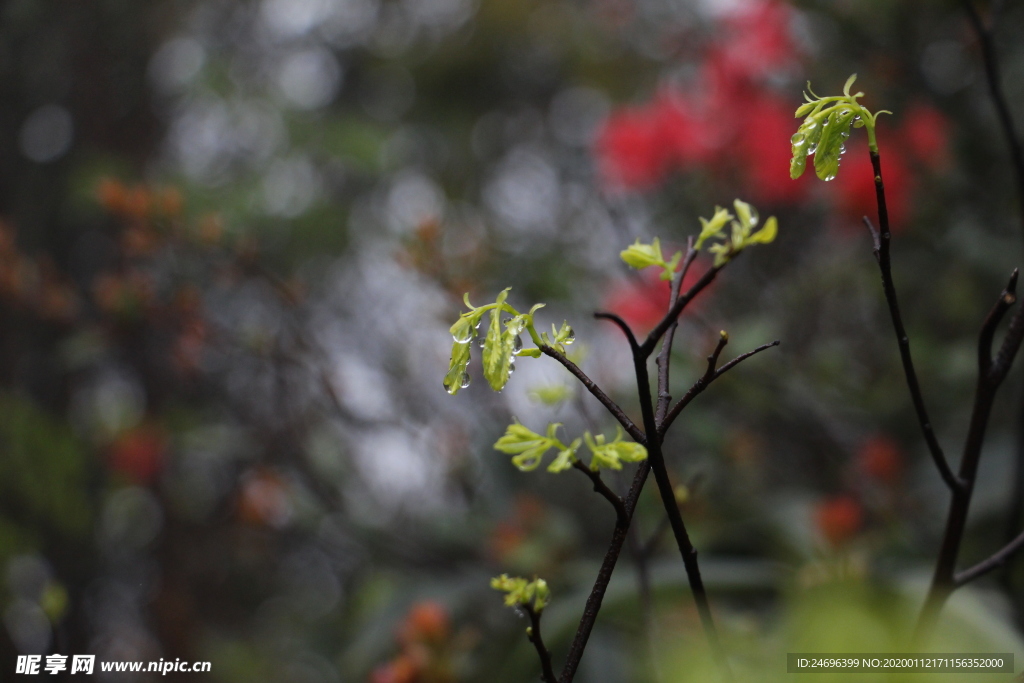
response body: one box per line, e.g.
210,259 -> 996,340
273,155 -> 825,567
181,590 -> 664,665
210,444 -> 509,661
695,206 -> 733,250
443,341 -> 471,395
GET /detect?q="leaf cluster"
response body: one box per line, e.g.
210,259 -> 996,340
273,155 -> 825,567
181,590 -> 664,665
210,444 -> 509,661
494,421 -> 647,473
620,237 -> 682,280
790,74 -> 890,181
445,289 -> 572,395
695,200 -> 778,267
490,574 -> 550,612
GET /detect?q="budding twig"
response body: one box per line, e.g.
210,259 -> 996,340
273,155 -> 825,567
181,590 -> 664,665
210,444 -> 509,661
524,607 -> 557,683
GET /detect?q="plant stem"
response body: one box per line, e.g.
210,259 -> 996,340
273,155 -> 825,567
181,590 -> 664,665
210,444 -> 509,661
915,272 -> 1024,642
526,607 -> 558,683
656,239 -> 697,424
962,0 -> 1024,596
572,460 -> 628,525
558,462 -> 650,683
867,150 -> 962,491
539,345 -> 645,445
630,343 -> 730,677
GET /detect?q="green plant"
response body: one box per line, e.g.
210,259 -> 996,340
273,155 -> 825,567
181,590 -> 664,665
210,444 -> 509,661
446,202 -> 780,682
789,74 -> 1024,644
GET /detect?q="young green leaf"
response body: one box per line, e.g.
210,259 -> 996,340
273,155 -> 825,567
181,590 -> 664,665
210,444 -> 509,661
745,216 -> 777,245
620,237 -> 664,270
790,75 -> 890,181
494,422 -> 577,472
620,237 -> 681,281
584,428 -> 647,471
695,206 -> 733,250
547,438 -> 581,473
443,341 -> 471,395
698,199 -> 778,266
813,106 -> 856,181
482,289 -> 515,391
491,575 -> 550,611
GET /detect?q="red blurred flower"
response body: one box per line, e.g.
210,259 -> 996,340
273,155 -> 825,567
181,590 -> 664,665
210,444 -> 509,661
596,94 -> 716,191
717,0 -> 801,81
108,423 -> 167,485
595,0 -> 804,199
901,103 -> 951,169
815,494 -> 864,547
856,435 -> 903,485
596,106 -> 674,191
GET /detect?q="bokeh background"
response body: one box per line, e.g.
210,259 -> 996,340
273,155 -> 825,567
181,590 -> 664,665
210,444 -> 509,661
3,0 -> 1024,680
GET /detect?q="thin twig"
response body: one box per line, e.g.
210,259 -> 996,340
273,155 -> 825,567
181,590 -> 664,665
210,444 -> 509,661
539,344 -> 645,445
660,341 -> 780,437
962,0 -> 1024,238
656,239 -> 698,425
962,0 -> 1024,594
639,265 -> 721,359
916,270 -> 1024,641
525,607 -> 558,683
956,527 -> 1024,586
558,461 -> 650,683
867,150 -> 963,492
572,460 -> 628,525
629,334 -> 731,678
594,312 -> 640,353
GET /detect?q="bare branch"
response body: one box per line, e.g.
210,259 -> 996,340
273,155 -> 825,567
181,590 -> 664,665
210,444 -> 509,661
656,239 -> 698,425
963,0 -> 1024,242
559,462 -> 650,683
660,340 -> 780,436
539,344 -> 645,445
628,330 -> 731,678
639,264 -> 721,359
869,149 -> 963,492
525,607 -> 558,683
594,311 -> 640,353
957,528 -> 1024,586
978,269 -> 1019,376
917,278 -> 1024,640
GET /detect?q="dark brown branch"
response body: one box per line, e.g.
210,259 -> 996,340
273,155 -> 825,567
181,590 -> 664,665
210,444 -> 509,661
539,344 -> 645,445
656,239 -> 698,425
963,0 -> 1024,241
559,462 -> 650,683
629,332 -> 731,678
979,270 -> 1019,376
660,340 -> 780,437
869,149 -> 963,492
956,528 -> 1024,586
963,0 -> 1024,581
916,272 -> 1024,641
572,460 -> 628,526
525,607 -> 557,683
594,311 -> 640,353
639,264 -> 722,359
